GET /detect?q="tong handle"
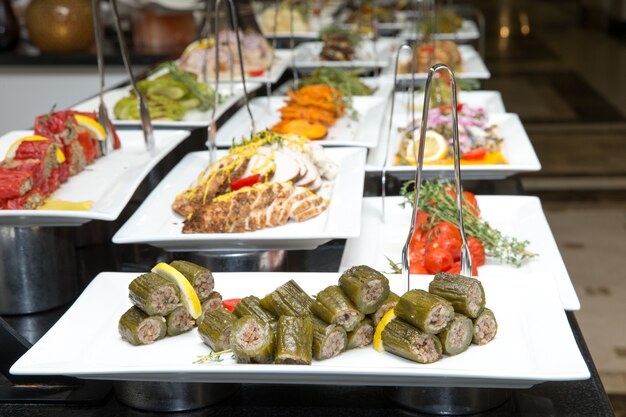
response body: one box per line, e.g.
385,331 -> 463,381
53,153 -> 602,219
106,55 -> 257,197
110,0 -> 155,152
401,63 -> 472,290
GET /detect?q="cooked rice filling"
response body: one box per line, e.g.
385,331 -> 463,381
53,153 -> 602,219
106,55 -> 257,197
467,283 -> 484,316
194,274 -> 214,299
474,316 -> 496,345
336,311 -> 360,328
353,325 -> 374,348
236,321 -> 265,349
363,280 -> 384,304
411,337 -> 440,363
427,304 -> 449,330
322,330 -> 346,358
448,321 -> 468,347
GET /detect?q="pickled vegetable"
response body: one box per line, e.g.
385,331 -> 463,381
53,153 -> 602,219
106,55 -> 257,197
230,315 -> 275,364
338,265 -> 390,314
429,272 -> 485,318
311,316 -> 347,361
170,260 -> 215,301
113,95 -> 185,121
394,289 -> 454,334
347,318 -> 374,349
381,318 -> 442,364
472,308 -> 497,345
233,295 -> 277,327
275,316 -> 313,365
198,307 -> 235,351
371,292 -> 400,325
118,306 -> 166,346
311,285 -> 364,332
128,272 -> 180,316
166,305 -> 196,336
260,280 -> 313,317
437,314 -> 473,355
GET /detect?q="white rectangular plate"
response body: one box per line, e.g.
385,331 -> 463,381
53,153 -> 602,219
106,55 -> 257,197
366,112 -> 541,180
215,96 -> 389,148
71,82 -> 262,129
391,90 -> 506,115
390,45 -> 490,80
11,271 -> 589,387
293,38 -> 396,71
400,20 -> 481,41
340,196 -> 581,310
186,51 -> 290,84
113,147 -> 366,251
0,130 -> 190,227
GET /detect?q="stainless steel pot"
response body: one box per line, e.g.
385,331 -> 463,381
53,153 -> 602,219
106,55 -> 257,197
0,226 -> 78,315
114,381 -> 240,412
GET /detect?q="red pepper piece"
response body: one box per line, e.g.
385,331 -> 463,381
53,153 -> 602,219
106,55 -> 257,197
229,174 -> 261,191
462,148 -> 488,160
0,168 -> 33,199
223,298 -> 243,312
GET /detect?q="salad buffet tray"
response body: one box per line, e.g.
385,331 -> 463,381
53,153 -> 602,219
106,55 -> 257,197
340,196 -> 580,311
0,130 -> 190,227
365,112 -> 541,180
391,45 -> 490,80
10,271 -> 589,388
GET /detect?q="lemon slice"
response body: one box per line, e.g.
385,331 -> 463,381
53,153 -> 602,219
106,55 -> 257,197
38,199 -> 93,211
5,135 -> 48,159
404,130 -> 449,164
373,308 -> 396,352
152,263 -> 202,319
74,114 -> 106,141
182,38 -> 214,56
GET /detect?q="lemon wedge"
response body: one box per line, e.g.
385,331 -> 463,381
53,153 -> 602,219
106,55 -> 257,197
5,135 -> 48,159
152,262 -> 202,319
182,38 -> 214,56
74,114 -> 106,141
404,130 -> 449,164
373,308 -> 396,352
5,135 -> 67,164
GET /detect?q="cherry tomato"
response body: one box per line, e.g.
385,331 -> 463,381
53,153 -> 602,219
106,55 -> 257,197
410,263 -> 429,275
415,210 -> 431,232
426,222 -> 462,243
467,237 -> 486,266
463,148 -> 487,160
424,248 -> 454,274
427,237 -> 461,261
462,191 -> 480,215
247,68 -> 266,77
222,298 -> 242,312
447,261 -> 479,276
229,174 -> 261,191
409,240 -> 425,265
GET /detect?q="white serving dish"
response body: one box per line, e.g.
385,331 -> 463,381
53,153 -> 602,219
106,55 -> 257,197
340,196 -> 581,310
365,112 -> 541,180
400,20 -> 481,41
71,82 -> 262,129
113,147 -> 367,251
0,130 -> 190,227
293,38 -> 397,71
11,271 -> 589,387
215,96 -> 389,148
390,45 -> 490,80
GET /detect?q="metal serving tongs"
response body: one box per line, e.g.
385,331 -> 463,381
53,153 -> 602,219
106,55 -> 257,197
401,63 -> 472,291
206,0 -> 256,164
381,43 -> 416,221
110,0 -> 155,152
266,0 -> 281,104
91,0 -> 115,155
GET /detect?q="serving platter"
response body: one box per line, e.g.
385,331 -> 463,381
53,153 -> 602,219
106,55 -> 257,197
214,96 -> 389,148
340,196 -> 580,311
292,38 -> 396,71
400,20 -> 481,41
0,130 -> 190,227
365,112 -> 541,180
390,45 -> 490,80
113,147 -> 366,251
11,271 -> 589,388
391,90 -> 506,115
71,82 -> 262,129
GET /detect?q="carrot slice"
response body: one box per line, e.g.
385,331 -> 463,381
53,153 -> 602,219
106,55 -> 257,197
275,119 -> 328,140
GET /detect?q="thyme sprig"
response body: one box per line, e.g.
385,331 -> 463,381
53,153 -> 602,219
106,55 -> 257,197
193,349 -> 234,364
400,180 -> 536,266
